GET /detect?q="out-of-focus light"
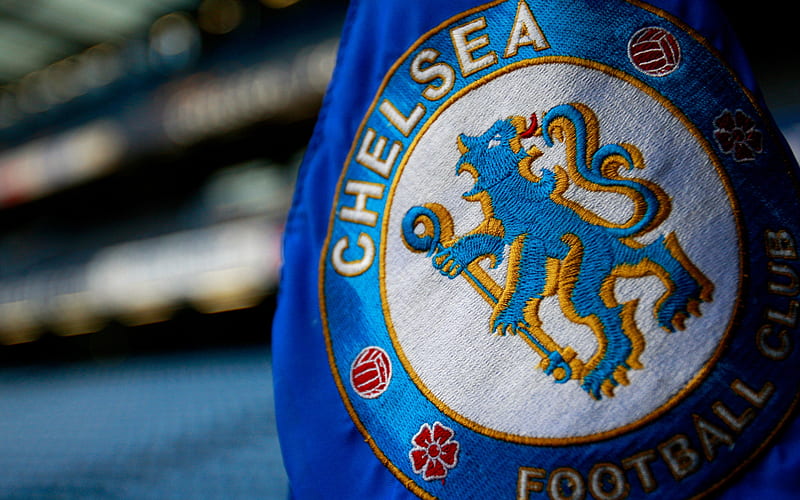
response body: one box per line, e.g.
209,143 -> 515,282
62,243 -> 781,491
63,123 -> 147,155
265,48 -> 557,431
61,121 -> 128,180
198,0 -> 244,35
0,120 -> 127,207
85,220 -> 279,326
0,42 -> 125,128
260,0 -> 300,9
51,291 -> 106,337
150,13 -> 198,57
163,37 -> 338,146
0,88 -> 21,128
0,300 -> 42,345
204,161 -> 294,219
46,56 -> 89,104
303,41 -> 338,93
15,71 -> 52,114
81,43 -> 123,88
190,268 -> 266,314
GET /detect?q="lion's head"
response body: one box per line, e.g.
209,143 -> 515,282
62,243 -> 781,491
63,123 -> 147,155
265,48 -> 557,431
455,116 -> 547,199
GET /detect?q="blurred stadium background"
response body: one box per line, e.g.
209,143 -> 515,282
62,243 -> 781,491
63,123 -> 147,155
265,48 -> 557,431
0,1 -> 794,498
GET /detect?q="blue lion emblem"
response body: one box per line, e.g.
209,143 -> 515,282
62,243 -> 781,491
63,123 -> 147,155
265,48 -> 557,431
402,103 -> 714,399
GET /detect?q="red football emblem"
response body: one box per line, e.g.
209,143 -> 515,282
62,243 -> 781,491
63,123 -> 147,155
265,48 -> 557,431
350,346 -> 392,398
628,26 -> 681,77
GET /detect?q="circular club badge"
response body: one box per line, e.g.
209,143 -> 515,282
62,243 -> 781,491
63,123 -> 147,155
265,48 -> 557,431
321,1 -> 800,498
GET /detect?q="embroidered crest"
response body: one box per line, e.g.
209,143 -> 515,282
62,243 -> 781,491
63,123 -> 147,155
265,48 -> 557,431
401,103 -> 713,399
320,1 -> 800,498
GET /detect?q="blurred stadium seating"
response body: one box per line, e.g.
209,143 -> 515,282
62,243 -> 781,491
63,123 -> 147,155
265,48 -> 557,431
0,0 -> 346,497
0,1 -> 794,498
0,0 -> 346,346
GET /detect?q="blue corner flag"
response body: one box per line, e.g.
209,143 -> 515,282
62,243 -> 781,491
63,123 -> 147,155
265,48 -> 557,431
273,1 -> 800,498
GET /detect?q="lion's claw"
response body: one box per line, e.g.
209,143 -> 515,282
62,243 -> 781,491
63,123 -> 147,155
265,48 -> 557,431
491,308 -> 529,337
432,249 -> 467,278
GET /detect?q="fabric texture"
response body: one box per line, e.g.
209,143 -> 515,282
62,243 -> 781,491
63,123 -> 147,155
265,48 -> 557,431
273,1 -> 800,498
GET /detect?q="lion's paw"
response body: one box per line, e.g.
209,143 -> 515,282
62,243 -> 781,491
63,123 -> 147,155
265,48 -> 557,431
580,374 -> 605,400
431,247 -> 467,278
580,363 -> 632,400
581,373 -> 621,400
657,291 -> 705,333
490,308 -> 528,336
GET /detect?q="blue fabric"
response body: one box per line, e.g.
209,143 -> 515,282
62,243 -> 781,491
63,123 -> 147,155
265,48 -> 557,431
272,1 -> 800,498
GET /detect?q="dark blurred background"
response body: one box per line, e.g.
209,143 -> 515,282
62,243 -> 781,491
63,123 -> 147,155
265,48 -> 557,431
0,1 -> 794,498
0,0 -> 345,497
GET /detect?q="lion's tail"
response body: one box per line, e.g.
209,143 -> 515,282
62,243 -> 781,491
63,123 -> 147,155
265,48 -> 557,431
541,103 -> 670,237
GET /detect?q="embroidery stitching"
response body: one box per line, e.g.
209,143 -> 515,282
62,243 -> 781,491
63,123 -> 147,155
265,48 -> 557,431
409,422 -> 460,481
713,109 -> 764,162
318,1 -> 800,498
402,103 -> 713,399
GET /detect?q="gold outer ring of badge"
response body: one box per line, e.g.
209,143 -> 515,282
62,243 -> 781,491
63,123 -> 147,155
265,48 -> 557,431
379,54 -> 743,446
316,0 -> 790,497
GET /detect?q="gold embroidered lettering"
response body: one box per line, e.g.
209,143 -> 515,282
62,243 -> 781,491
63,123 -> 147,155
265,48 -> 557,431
547,467 -> 585,500
658,434 -> 701,481
504,0 -> 550,58
379,99 -> 425,137
588,463 -> 629,500
517,467 -> 546,499
766,300 -> 798,327
409,48 -> 455,101
712,400 -> 755,433
731,378 -> 774,408
756,324 -> 792,360
331,233 -> 375,277
450,17 -> 497,77
621,450 -> 658,494
692,414 -> 734,461
767,262 -> 800,296
339,180 -> 385,227
765,229 -> 797,260
356,128 -> 402,178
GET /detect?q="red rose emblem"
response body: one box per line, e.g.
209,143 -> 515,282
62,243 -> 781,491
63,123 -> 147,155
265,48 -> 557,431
714,109 -> 763,161
409,422 -> 460,481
